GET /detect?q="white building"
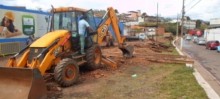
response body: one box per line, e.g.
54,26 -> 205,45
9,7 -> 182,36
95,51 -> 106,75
204,18 -> 220,41
184,20 -> 196,29
210,18 -> 220,25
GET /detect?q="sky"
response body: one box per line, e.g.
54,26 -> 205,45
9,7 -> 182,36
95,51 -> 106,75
1,0 -> 220,21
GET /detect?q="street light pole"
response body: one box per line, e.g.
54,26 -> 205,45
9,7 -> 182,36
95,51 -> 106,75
176,14 -> 179,40
156,2 -> 158,42
180,0 -> 185,50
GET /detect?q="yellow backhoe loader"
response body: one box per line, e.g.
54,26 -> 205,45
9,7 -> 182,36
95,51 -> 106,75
0,6 -> 133,99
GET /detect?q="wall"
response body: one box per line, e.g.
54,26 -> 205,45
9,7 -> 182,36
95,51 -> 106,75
0,5 -> 50,55
204,28 -> 220,41
0,5 -> 50,42
210,18 -> 220,25
184,20 -> 196,29
157,27 -> 165,35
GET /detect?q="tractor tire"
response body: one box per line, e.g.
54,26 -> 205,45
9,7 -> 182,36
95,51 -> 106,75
54,58 -> 79,87
85,44 -> 102,70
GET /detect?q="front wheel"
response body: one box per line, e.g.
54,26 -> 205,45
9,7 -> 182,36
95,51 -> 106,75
54,58 -> 79,87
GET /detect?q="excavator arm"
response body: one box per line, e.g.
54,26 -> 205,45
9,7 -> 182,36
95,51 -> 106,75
96,7 -> 134,58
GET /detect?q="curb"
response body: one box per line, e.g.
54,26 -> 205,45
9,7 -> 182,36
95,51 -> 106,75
172,38 -> 220,99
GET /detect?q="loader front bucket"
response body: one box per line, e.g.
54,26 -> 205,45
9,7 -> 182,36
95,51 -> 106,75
0,67 -> 47,99
120,44 -> 134,58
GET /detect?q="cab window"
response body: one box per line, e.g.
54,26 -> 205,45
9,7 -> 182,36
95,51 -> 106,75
53,12 -> 77,34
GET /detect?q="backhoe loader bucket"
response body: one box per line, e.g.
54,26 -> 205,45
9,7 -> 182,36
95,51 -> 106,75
0,67 -> 47,99
120,45 -> 134,58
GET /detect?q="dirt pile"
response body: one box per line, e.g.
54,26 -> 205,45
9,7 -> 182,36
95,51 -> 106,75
0,37 -> 193,99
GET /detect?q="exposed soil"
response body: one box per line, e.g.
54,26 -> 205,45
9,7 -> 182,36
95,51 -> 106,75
0,37 -> 189,99
45,38 -> 180,99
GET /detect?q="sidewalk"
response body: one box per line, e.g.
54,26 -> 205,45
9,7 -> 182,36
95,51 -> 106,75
173,38 -> 220,99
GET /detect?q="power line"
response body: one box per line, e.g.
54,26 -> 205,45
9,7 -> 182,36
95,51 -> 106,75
185,0 -> 202,13
185,0 -> 195,7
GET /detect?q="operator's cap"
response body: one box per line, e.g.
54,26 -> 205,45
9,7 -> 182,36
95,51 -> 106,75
4,11 -> 14,21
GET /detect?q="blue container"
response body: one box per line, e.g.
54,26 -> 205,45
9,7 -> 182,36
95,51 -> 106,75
94,17 -> 124,39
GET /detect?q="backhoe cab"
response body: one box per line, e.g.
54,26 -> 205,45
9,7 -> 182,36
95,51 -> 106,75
0,6 -> 133,99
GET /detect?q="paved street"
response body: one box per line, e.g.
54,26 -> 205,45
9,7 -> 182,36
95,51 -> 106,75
183,40 -> 220,81
177,39 -> 220,97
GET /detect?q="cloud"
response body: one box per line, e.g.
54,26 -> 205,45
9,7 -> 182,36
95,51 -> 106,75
0,0 -> 220,21
185,0 -> 220,20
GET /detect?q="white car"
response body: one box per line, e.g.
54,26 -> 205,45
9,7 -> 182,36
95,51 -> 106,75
185,35 -> 192,41
192,36 -> 198,43
138,33 -> 146,40
195,37 -> 206,45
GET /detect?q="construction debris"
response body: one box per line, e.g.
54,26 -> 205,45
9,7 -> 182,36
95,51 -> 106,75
0,36 -> 194,98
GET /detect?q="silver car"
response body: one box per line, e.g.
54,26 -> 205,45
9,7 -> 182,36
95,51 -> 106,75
195,37 -> 206,45
185,35 -> 192,41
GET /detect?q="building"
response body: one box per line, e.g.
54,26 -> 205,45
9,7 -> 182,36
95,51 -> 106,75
144,26 -> 165,36
144,16 -> 157,22
209,18 -> 220,28
183,20 -> 196,29
126,10 -> 141,22
204,18 -> 220,41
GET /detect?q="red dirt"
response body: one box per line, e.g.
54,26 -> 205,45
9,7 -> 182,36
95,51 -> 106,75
0,38 -> 176,99
56,39 -> 174,98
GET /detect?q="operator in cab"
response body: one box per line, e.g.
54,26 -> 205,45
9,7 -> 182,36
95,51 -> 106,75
78,15 -> 93,55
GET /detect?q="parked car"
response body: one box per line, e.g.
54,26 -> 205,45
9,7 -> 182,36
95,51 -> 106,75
185,35 -> 192,41
206,40 -> 220,50
138,33 -> 147,41
217,46 -> 220,53
192,36 -> 198,43
195,37 -> 206,45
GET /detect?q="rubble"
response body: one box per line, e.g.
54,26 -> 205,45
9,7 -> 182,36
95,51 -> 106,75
0,36 -> 194,98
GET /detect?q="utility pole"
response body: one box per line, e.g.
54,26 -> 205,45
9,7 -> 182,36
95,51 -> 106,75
180,0 -> 185,50
176,14 -> 179,40
156,2 -> 158,42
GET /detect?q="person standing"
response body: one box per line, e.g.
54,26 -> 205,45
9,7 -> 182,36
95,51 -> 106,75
78,15 -> 93,54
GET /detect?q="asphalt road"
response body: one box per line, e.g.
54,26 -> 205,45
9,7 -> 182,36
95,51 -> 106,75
182,40 -> 220,81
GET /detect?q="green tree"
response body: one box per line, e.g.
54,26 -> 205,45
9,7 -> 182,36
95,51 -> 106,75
163,23 -> 177,35
141,12 -> 147,22
141,12 -> 147,18
186,16 -> 191,20
139,22 -> 157,27
199,23 -> 208,30
196,20 -> 202,28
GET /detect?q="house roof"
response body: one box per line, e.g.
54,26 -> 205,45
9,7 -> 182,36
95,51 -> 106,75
131,25 -> 145,29
128,11 -> 138,13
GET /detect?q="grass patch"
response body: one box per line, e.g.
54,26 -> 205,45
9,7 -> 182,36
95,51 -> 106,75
158,64 -> 208,99
65,39 -> 208,99
160,43 -> 208,99
162,46 -> 179,55
88,63 -> 208,99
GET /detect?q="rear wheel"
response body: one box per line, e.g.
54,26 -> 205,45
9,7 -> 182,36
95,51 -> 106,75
54,58 -> 79,87
85,44 -> 102,70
